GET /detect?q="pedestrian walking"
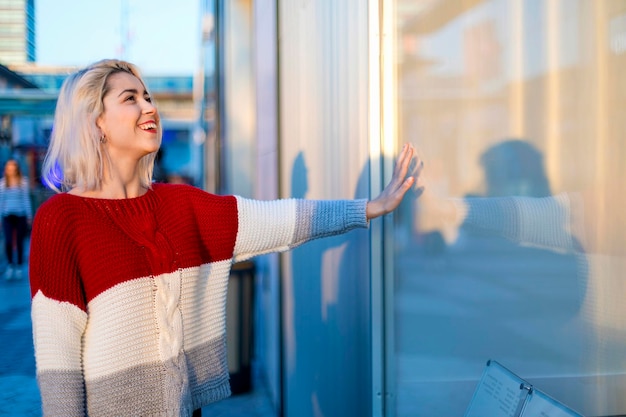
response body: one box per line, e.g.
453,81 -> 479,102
0,159 -> 32,280
28,59 -> 422,416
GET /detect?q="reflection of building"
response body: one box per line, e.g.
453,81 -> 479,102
394,1 -> 626,417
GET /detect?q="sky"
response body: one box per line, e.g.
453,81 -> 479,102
36,0 -> 201,76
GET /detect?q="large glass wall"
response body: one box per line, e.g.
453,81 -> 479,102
389,0 -> 626,416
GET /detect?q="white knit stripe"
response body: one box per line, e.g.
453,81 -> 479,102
233,196 -> 297,262
83,275 -> 163,379
82,261 -> 231,380
180,260 -> 231,350
31,291 -> 88,372
516,193 -> 576,251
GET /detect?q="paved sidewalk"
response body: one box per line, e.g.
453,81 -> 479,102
0,268 -> 41,416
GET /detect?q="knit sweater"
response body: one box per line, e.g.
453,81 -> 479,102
29,183 -> 368,417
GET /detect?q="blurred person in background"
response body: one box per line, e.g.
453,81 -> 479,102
0,158 -> 32,280
28,59 -> 422,417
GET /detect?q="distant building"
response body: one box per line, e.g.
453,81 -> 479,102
0,62 -> 49,207
0,0 -> 36,65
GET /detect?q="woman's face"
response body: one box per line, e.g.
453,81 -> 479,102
97,71 -> 161,162
5,161 -> 18,176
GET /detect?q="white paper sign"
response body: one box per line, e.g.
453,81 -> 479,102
520,390 -> 583,417
464,361 -> 528,417
465,360 -> 584,417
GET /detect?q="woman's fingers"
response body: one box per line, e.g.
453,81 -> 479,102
366,144 -> 425,219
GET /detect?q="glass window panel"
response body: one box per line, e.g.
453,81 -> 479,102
390,0 -> 626,416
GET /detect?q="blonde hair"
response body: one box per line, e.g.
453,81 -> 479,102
42,59 -> 161,192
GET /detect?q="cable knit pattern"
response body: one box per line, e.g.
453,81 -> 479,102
29,183 -> 368,416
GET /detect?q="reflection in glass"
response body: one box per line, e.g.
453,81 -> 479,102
390,1 -> 626,416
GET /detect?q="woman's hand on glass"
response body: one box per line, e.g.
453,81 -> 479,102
366,143 -> 424,220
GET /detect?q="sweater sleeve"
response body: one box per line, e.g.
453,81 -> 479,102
455,193 -> 584,253
29,196 -> 88,416
232,197 -> 368,262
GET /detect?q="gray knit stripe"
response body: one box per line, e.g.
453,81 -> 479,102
185,336 -> 231,398
464,194 -> 577,252
86,361 -> 169,416
38,338 -> 231,417
37,370 -> 86,417
464,197 -> 520,240
292,199 -> 368,248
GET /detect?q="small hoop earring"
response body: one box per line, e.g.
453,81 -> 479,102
99,135 -> 106,144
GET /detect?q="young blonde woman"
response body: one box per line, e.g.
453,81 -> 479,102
0,158 -> 32,280
29,59 -> 422,416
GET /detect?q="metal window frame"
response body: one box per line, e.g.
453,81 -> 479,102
369,0 -> 397,416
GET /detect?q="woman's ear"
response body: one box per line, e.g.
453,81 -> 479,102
96,118 -> 106,138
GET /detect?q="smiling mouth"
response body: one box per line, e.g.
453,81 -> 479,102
139,122 -> 157,132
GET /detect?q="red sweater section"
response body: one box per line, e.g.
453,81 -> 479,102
29,183 -> 238,311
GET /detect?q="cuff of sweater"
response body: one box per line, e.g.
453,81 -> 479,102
346,199 -> 369,229
448,198 -> 469,226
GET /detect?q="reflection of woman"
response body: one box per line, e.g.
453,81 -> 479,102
0,159 -> 32,280
451,140 -> 586,254
29,59 -> 420,416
